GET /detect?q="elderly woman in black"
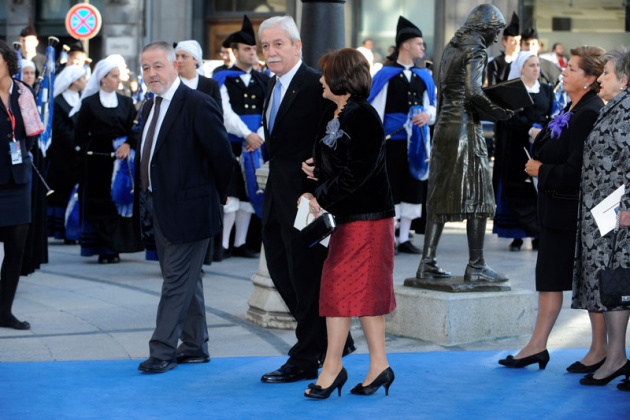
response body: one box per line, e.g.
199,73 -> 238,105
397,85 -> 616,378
572,46 -> 630,388
499,46 -> 606,370
0,40 -> 42,329
301,48 -> 395,399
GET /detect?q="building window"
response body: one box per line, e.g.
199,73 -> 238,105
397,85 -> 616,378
39,0 -> 104,20
212,0 -> 286,13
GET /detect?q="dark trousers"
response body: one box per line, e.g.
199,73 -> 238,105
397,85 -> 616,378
0,224 -> 29,317
142,191 -> 210,361
262,209 -> 329,371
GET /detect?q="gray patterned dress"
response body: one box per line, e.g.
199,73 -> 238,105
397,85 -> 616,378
572,89 -> 630,312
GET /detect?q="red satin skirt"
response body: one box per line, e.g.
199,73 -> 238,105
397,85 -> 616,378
320,218 -> 396,317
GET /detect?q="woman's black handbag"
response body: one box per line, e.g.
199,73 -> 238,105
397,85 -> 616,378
598,230 -> 630,308
301,212 -> 336,248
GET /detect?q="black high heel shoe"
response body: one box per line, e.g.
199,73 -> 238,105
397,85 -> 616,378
617,379 -> 630,392
498,349 -> 550,369
350,367 -> 395,396
580,360 -> 630,386
304,368 -> 347,399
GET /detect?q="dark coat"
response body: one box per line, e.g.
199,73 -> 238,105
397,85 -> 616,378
47,94 -> 78,206
137,82 -> 234,244
197,75 -> 223,113
262,63 -> 329,228
313,99 -> 394,224
533,90 -> 604,231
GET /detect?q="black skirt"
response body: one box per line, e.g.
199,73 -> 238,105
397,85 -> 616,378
535,226 -> 576,292
0,183 -> 31,227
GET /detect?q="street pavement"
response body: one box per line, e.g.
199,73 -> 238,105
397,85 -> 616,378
0,222 -> 599,364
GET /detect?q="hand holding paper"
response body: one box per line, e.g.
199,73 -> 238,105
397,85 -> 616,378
294,196 -> 332,247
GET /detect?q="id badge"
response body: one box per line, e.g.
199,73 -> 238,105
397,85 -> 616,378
10,141 -> 22,165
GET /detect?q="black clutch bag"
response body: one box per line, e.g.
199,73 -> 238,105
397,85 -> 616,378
598,230 -> 630,308
301,212 -> 336,248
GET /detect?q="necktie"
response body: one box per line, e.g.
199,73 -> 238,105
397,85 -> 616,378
141,96 -> 163,192
268,80 -> 282,133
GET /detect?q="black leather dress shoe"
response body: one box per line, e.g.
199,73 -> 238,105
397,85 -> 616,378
138,357 -> 177,373
398,240 -> 422,254
261,363 -> 318,383
0,316 -> 30,330
509,238 -> 523,252
232,245 -> 260,258
176,354 -> 210,364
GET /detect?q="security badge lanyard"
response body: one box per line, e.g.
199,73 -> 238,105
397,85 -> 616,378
7,108 -> 22,165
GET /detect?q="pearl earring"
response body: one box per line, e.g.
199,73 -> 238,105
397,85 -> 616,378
584,84 -> 588,90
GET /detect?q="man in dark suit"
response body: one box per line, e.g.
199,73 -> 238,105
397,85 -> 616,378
258,15 -> 354,384
137,41 -> 234,373
175,39 -> 224,262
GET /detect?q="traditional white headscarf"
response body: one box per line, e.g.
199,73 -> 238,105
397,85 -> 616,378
53,64 -> 86,97
69,56 -> 119,117
507,50 -> 538,80
175,40 -> 204,75
21,59 -> 36,72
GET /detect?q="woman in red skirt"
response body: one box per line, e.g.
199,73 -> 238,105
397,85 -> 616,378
301,48 -> 396,399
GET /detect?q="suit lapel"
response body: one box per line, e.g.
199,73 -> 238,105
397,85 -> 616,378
263,63 -> 308,133
276,64 -> 307,121
153,83 -> 186,155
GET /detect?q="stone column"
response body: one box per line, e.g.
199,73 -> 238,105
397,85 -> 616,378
246,163 -> 296,329
300,0 -> 346,68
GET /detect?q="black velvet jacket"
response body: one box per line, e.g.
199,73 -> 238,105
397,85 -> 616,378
313,98 -> 394,224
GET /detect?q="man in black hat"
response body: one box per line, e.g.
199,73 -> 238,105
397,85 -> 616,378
212,15 -> 269,258
486,11 -> 520,86
520,27 -> 561,87
19,25 -> 45,77
368,16 -> 436,255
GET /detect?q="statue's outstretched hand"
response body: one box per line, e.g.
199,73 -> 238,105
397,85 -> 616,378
499,108 -> 514,121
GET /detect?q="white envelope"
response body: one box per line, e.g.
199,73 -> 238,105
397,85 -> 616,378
591,185 -> 625,237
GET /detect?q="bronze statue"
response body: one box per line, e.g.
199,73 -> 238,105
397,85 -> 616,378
417,4 -> 514,282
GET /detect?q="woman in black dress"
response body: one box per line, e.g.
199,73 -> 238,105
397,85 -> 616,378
73,57 -> 142,263
47,64 -> 87,242
0,41 -> 43,329
499,46 -> 606,370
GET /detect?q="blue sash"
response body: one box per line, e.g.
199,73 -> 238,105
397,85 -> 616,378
406,105 -> 430,181
383,113 -> 407,141
64,184 -> 80,242
232,114 -> 266,218
368,66 -> 436,105
111,137 -> 135,217
213,69 -> 244,88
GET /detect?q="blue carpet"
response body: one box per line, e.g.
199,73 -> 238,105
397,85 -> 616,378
1,350 -> 628,419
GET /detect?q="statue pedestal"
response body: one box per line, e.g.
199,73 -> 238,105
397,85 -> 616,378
246,247 -> 296,329
245,163 -> 296,330
386,283 -> 535,346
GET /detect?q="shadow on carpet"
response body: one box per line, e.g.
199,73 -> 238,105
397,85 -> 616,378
1,350 -> 628,419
